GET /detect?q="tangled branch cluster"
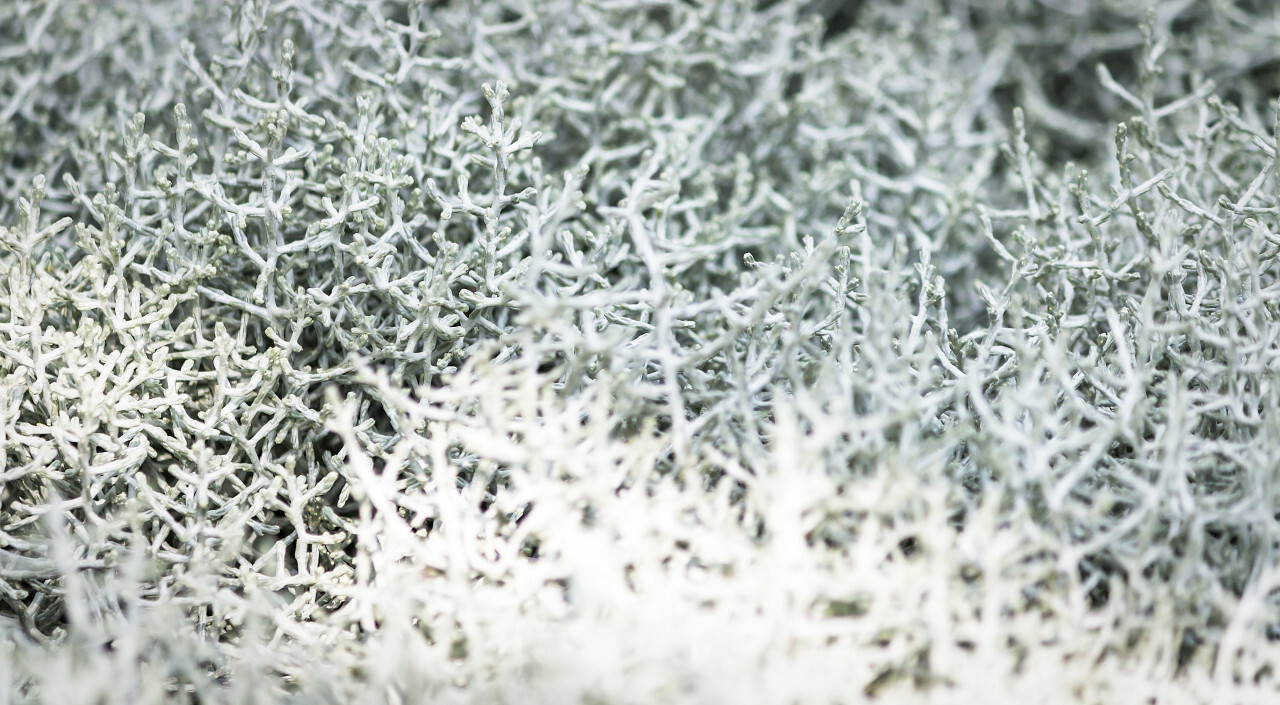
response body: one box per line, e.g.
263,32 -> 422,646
3,0 -> 1280,702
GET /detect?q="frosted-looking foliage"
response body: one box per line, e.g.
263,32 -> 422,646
2,1 -> 1280,702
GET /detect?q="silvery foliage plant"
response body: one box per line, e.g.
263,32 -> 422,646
3,0 -> 1280,702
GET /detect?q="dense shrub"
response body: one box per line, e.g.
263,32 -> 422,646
3,1 -> 1280,702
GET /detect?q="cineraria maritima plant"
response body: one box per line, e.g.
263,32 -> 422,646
2,0 -> 1280,703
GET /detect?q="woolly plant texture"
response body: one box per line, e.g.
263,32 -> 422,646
2,0 -> 1280,703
